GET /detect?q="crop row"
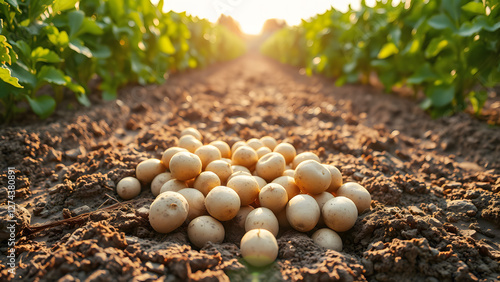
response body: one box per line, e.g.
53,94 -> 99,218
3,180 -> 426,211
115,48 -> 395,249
261,0 -> 500,117
0,0 -> 245,122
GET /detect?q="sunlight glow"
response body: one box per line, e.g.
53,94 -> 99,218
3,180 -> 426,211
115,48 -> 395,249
160,0 -> 377,35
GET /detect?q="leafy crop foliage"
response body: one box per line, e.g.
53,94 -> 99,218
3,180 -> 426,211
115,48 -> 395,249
0,0 -> 245,122
261,0 -> 500,117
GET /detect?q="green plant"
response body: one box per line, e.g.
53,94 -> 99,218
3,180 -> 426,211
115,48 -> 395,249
1,0 -> 90,120
261,0 -> 500,117
0,0 -> 246,122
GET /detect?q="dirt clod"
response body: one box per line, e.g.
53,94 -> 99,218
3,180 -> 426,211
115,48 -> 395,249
0,54 -> 499,281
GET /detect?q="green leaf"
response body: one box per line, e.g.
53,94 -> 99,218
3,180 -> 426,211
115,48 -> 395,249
378,71 -> 397,92
370,59 -> 391,69
100,79 -> 118,101
10,62 -> 36,87
469,16 -> 500,32
68,10 -> 84,38
425,37 -> 449,58
5,0 -> 21,12
159,35 -> 175,54
0,65 -> 23,88
52,0 -> 78,14
29,0 -> 55,22
77,18 -> 103,36
111,25 -> 134,38
441,0 -> 462,22
75,92 -> 91,106
427,84 -> 455,107
64,75 -> 85,93
427,14 -> 456,30
91,45 -> 111,59
188,57 -> 197,68
461,2 -> 485,15
0,35 -> 14,65
407,63 -> 438,84
420,97 -> 432,110
335,75 -> 347,87
13,40 -> 31,60
26,95 -> 56,119
343,61 -> 357,73
106,0 -> 125,23
485,21 -> 500,32
402,38 -> 421,55
389,27 -> 401,45
69,39 -> 92,58
64,77 -> 84,93
377,42 -> 398,59
468,90 -> 487,114
31,47 -> 62,63
457,21 -> 484,36
37,65 -> 66,86
63,76 -> 90,106
46,27 -> 69,48
157,0 -> 164,12
102,89 -> 117,101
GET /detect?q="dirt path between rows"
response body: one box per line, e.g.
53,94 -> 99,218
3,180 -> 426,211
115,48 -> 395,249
1,53 -> 499,281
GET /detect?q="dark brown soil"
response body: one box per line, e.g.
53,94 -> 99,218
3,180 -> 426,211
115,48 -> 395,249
1,53 -> 499,281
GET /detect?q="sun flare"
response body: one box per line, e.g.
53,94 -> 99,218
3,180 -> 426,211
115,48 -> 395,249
161,0 -> 375,35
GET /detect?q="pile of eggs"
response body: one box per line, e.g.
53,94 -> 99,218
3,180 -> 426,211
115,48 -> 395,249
116,128 -> 371,267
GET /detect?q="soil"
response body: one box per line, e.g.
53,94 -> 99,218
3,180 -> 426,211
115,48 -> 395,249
0,52 -> 499,281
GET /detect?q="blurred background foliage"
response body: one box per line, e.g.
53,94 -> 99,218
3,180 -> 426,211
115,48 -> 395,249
261,0 -> 500,117
0,0 -> 245,122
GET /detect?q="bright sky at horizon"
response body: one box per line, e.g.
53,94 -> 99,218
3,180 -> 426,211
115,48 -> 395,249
160,0 -> 377,34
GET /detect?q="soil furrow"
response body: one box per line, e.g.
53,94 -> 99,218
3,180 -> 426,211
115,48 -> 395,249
1,53 -> 499,281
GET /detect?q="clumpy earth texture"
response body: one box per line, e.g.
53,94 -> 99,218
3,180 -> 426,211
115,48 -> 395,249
0,53 -> 499,281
